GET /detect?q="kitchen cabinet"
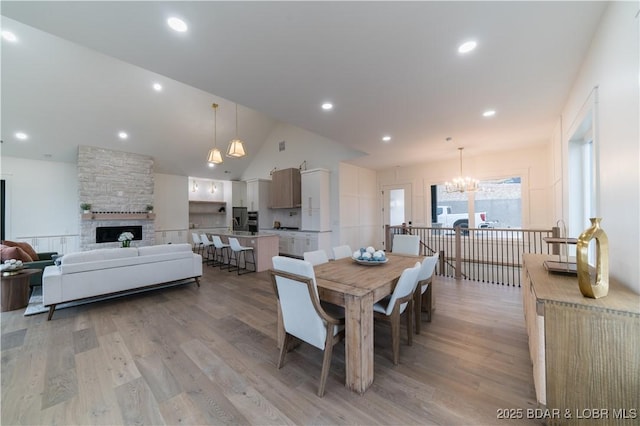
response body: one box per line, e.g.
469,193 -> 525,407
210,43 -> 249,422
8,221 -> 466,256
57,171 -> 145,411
231,181 -> 247,207
246,178 -> 271,213
15,235 -> 79,254
301,168 -> 330,231
270,168 -> 301,209
155,230 -> 187,245
269,229 -> 332,258
522,254 -> 639,422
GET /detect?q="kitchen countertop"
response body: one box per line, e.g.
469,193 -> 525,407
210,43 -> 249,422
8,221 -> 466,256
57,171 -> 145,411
210,231 -> 278,238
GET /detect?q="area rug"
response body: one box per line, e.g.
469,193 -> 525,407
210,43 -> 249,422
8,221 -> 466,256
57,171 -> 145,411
24,280 -> 195,317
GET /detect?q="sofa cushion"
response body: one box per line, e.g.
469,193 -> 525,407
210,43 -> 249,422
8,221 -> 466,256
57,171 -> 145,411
138,243 -> 192,256
1,245 -> 34,262
2,240 -> 39,260
61,247 -> 139,265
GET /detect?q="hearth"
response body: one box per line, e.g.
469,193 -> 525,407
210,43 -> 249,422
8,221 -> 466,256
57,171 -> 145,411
96,226 -> 142,243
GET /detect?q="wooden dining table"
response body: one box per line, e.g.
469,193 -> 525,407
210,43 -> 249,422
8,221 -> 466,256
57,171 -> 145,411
312,253 -> 423,394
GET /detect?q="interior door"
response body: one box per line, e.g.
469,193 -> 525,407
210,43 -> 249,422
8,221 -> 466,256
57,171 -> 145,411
381,184 -> 412,248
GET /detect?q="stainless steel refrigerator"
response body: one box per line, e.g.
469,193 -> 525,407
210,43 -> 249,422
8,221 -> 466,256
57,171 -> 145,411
232,207 -> 248,231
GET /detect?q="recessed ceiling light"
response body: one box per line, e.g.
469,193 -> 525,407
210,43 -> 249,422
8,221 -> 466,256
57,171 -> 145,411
15,132 -> 28,140
2,31 -> 17,42
458,40 -> 477,54
167,17 -> 188,32
382,136 -> 391,142
118,131 -> 128,139
321,102 -> 333,111
208,162 -> 215,168
153,83 -> 163,91
482,110 -> 496,117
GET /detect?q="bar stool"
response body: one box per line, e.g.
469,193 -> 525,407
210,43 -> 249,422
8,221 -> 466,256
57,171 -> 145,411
200,234 -> 214,264
191,233 -> 203,255
227,237 -> 256,275
211,235 -> 231,269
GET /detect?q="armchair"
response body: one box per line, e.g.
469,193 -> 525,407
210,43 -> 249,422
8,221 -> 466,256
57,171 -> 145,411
24,252 -> 58,291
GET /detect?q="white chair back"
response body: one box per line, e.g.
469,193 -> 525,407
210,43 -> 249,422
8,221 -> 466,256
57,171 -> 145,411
200,234 -> 212,246
392,234 -> 420,255
211,235 -> 227,248
303,249 -> 329,266
228,237 -> 242,251
418,253 -> 439,282
385,262 -> 421,315
272,256 -> 327,349
192,233 -> 201,244
332,245 -> 352,260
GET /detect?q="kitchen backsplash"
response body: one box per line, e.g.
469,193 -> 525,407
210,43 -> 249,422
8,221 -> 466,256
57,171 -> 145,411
271,209 -> 301,229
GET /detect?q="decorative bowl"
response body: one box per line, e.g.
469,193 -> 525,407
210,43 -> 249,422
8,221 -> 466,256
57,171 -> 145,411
352,257 -> 388,266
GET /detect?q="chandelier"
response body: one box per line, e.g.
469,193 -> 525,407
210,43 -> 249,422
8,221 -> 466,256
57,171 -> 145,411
445,147 -> 479,193
207,103 -> 223,165
226,103 -> 246,158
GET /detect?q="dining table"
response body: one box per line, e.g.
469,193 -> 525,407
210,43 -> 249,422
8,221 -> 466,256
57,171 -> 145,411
307,253 -> 423,394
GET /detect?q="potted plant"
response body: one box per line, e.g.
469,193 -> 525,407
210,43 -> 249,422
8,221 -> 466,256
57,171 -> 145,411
146,205 -> 154,214
80,203 -> 92,213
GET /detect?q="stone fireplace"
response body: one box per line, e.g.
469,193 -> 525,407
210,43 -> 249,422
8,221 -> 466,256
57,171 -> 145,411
78,146 -> 155,250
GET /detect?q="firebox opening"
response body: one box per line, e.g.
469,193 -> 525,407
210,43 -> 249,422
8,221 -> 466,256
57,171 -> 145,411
96,226 -> 143,243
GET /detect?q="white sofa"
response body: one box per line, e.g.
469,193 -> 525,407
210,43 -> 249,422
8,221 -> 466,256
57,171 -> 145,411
42,243 -> 202,320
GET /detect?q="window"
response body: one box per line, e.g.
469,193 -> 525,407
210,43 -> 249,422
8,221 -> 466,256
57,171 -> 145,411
431,176 -> 522,229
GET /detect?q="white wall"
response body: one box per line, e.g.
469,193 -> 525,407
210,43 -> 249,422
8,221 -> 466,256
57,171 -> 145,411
377,144 -> 552,229
1,156 -> 78,238
553,2 -> 639,293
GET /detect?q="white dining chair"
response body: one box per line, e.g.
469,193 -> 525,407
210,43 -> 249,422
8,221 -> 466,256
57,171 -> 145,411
373,262 -> 421,365
228,237 -> 256,274
211,235 -> 231,269
303,249 -> 329,266
414,253 -> 439,334
270,256 -> 345,397
191,233 -> 203,255
332,245 -> 352,260
200,234 -> 214,263
392,234 -> 420,256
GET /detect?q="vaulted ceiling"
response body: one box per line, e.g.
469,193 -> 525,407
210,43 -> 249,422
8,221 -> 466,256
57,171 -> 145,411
1,1 -> 607,179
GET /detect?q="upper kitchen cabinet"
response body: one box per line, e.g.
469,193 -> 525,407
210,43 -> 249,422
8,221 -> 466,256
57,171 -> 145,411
301,168 -> 330,231
246,178 -> 271,213
270,168 -> 301,209
231,181 -> 247,207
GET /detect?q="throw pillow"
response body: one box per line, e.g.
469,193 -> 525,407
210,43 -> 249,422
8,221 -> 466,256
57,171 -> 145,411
0,245 -> 33,262
1,240 -> 39,261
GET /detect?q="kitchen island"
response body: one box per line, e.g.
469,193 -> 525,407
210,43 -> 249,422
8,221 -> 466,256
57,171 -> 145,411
209,231 -> 279,272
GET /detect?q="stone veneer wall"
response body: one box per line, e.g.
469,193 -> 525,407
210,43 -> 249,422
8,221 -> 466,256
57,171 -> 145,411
78,146 -> 155,250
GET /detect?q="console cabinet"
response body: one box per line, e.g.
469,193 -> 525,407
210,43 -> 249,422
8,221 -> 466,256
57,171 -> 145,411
522,254 -> 639,424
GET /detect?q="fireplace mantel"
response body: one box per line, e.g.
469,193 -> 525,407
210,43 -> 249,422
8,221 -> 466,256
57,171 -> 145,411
82,213 -> 155,220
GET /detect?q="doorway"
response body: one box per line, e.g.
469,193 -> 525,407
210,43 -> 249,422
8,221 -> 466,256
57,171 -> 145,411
381,183 -> 412,248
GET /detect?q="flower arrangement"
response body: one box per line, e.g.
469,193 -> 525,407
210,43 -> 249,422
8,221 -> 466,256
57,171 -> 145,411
80,203 -> 92,212
118,232 -> 134,247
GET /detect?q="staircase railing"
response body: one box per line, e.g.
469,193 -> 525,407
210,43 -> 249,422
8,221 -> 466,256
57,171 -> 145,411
385,224 -> 554,287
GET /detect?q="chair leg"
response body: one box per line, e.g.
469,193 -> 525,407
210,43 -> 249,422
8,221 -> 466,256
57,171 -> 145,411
422,284 -> 433,322
277,333 -> 291,369
391,311 -> 400,366
406,300 -> 414,346
414,286 -> 422,334
318,331 -> 334,397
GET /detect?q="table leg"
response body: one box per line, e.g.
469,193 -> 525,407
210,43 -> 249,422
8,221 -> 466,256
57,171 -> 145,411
344,291 -> 374,394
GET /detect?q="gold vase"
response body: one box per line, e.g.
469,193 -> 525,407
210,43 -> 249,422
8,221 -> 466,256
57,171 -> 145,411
576,217 -> 609,298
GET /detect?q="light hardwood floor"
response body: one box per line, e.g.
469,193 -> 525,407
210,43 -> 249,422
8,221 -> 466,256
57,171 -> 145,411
1,265 -> 539,425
